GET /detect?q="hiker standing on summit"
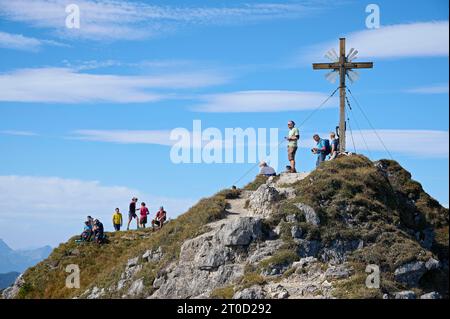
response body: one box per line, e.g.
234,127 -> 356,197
285,120 -> 300,173
127,197 -> 139,230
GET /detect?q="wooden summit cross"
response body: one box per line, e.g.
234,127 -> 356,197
312,38 -> 373,153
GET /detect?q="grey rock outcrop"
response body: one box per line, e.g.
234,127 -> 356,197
233,285 -> 266,299
425,258 -> 440,271
394,290 -> 416,299
320,239 -> 363,264
296,239 -> 321,258
2,274 -> 24,299
214,217 -> 263,246
394,261 -> 427,286
420,291 -> 441,299
142,247 -> 163,263
127,278 -> 144,297
248,184 -> 280,217
150,216 -> 265,298
294,203 -> 320,226
291,225 -> 303,239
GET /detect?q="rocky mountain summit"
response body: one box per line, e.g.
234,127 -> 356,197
3,155 -> 448,299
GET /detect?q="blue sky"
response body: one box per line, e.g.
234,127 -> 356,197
0,0 -> 448,249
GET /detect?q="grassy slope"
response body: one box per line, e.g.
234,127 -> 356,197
18,189 -> 239,299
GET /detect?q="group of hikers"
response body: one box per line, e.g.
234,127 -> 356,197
259,120 -> 341,176
79,216 -> 105,244
78,197 -> 167,244
78,120 -> 339,243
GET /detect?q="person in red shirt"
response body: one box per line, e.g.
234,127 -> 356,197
152,206 -> 167,231
139,202 -> 149,228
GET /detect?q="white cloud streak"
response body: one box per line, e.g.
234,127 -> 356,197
193,90 -> 338,112
300,21 -> 449,63
405,83 -> 449,94
72,128 -> 448,158
0,130 -> 38,136
0,31 -> 65,51
0,0 -> 318,41
0,31 -> 42,51
0,67 -> 228,103
71,130 -> 174,146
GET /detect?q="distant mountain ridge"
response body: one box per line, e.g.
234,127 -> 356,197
0,239 -> 52,273
0,272 -> 20,290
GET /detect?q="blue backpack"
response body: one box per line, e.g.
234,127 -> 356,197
323,139 -> 331,155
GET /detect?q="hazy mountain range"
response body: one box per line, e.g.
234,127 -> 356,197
0,239 -> 52,273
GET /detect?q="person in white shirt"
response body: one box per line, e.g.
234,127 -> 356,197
259,161 -> 276,176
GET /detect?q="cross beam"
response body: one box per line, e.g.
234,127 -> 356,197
312,38 -> 373,153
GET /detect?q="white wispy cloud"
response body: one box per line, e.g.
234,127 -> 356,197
405,83 -> 449,94
0,130 -> 38,136
0,31 -> 64,51
193,90 -> 338,112
302,129 -> 449,158
71,130 -> 174,146
70,128 -> 449,158
299,21 -> 449,63
0,67 -> 228,103
0,0 -> 318,41
0,175 -> 196,247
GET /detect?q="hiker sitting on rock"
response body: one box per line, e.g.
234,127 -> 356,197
258,161 -> 276,177
112,208 -> 123,231
152,206 -> 167,231
311,134 -> 331,167
329,132 -> 339,160
80,221 -> 92,241
93,219 -> 105,244
139,202 -> 150,228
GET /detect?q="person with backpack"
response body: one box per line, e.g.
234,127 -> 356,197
152,206 -> 167,231
80,221 -> 92,242
139,202 -> 150,228
329,132 -> 339,160
311,134 -> 331,167
127,197 -> 140,230
112,208 -> 123,231
93,219 -> 105,244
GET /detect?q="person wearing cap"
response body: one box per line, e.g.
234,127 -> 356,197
152,206 -> 167,231
127,197 -> 140,231
258,161 -> 276,177
285,120 -> 300,173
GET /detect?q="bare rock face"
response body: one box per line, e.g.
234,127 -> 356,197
86,286 -> 106,299
2,274 -> 24,299
150,216 -> 265,299
127,278 -> 144,297
420,291 -> 441,299
142,247 -> 163,263
394,261 -> 427,287
320,239 -> 363,264
214,217 -> 264,246
394,290 -> 416,299
294,203 -> 320,226
248,184 -> 280,218
233,285 -> 266,299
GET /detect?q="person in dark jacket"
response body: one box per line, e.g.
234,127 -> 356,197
93,219 -> 105,244
127,197 -> 140,230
